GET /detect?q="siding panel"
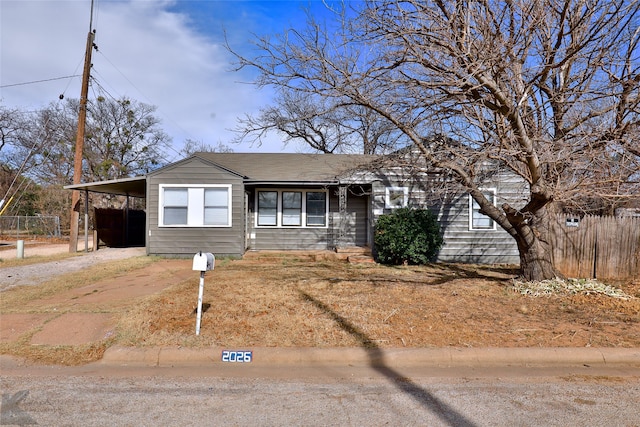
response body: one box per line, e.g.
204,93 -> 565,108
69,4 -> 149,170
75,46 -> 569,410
245,188 -> 369,251
147,158 -> 245,257
370,169 -> 524,265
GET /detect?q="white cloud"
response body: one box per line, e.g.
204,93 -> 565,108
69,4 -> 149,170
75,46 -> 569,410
1,0 -> 291,158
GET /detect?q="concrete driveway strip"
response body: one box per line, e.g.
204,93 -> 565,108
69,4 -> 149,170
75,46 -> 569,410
0,247 -> 145,291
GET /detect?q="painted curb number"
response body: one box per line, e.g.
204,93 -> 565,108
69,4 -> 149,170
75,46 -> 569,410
221,350 -> 253,363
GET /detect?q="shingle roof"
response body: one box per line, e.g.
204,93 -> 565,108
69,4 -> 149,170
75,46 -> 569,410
195,152 -> 378,183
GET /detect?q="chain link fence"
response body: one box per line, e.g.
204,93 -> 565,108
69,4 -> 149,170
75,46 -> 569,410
0,215 -> 61,238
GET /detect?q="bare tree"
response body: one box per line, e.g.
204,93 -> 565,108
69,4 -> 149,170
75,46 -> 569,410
0,105 -> 24,155
6,97 -> 170,185
180,138 -> 234,157
1,97 -> 170,225
231,0 -> 640,280
235,91 -> 401,154
84,97 -> 170,181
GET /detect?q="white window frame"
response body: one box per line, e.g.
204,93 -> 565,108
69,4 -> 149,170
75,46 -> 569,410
385,187 -> 409,209
158,184 -> 232,227
469,189 -> 497,231
255,189 -> 328,228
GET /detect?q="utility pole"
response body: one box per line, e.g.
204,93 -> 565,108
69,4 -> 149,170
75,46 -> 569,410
69,1 -> 95,253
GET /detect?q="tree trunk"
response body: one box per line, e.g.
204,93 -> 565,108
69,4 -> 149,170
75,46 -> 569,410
512,206 -> 564,281
518,235 -> 560,281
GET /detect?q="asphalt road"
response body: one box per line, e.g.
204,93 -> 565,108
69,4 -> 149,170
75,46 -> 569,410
2,362 -> 639,426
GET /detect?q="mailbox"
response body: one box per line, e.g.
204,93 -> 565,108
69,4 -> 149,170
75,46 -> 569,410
192,252 -> 215,271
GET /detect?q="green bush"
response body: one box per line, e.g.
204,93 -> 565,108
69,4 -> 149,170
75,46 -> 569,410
374,208 -> 443,265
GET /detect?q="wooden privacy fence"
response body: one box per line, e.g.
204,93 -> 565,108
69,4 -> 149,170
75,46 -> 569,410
550,214 -> 640,280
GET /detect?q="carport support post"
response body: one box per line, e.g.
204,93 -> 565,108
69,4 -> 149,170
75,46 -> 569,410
84,189 -> 89,252
195,271 -> 205,335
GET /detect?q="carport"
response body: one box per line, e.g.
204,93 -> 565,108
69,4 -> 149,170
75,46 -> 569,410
64,176 -> 147,250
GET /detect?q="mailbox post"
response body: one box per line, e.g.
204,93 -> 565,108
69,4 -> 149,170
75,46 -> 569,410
192,252 -> 215,335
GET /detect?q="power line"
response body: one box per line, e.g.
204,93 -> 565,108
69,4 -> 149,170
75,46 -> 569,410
94,49 -> 194,160
0,75 -> 81,89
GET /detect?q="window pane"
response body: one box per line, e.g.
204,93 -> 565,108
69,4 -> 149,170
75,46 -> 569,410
283,192 -> 301,208
306,192 -> 326,226
472,215 -> 493,229
386,187 -> 407,209
164,207 -> 188,225
471,192 -> 495,229
282,192 -> 301,226
204,188 -> 229,225
388,189 -> 405,208
204,207 -> 228,225
283,209 -> 301,226
205,188 -> 227,206
163,188 -> 188,225
164,188 -> 188,206
258,191 -> 278,226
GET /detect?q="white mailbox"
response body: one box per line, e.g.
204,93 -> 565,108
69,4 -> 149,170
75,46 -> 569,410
192,252 -> 215,271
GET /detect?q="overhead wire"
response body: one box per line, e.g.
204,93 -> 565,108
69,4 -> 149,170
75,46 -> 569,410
0,75 -> 81,89
1,99 -> 75,216
94,48 -> 193,161
3,0 -> 204,214
1,0 -> 98,215
88,73 -> 180,166
2,50 -> 87,209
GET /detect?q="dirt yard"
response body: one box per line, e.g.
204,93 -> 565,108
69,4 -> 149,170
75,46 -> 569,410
1,245 -> 639,365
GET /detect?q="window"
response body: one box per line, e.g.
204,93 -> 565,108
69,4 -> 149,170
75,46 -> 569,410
163,188 -> 188,225
306,192 -> 326,226
159,185 -> 231,227
256,189 -> 327,227
282,192 -> 302,226
257,191 -> 278,226
204,188 -> 229,225
385,187 -> 408,209
469,189 -> 496,230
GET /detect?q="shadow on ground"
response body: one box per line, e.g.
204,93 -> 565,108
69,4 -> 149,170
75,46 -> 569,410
299,291 -> 478,427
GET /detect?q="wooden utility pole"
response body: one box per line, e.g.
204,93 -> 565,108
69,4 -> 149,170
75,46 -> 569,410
69,2 -> 95,253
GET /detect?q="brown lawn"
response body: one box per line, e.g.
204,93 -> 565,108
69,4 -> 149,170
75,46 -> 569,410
122,252 -> 640,349
2,251 -> 639,365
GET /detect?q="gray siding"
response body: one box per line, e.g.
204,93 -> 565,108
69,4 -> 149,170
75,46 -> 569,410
435,173 -> 525,264
146,157 -> 245,257
370,170 -> 526,265
245,187 -> 369,251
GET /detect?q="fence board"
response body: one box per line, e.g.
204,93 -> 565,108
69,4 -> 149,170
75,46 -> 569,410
551,214 -> 640,280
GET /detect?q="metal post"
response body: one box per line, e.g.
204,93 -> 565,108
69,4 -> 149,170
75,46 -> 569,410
195,271 -> 205,335
84,189 -> 89,252
16,240 -> 24,259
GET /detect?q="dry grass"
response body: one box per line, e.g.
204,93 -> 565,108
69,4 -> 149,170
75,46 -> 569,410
119,254 -> 640,349
2,252 -> 639,365
1,256 -> 156,311
0,256 -> 156,364
0,251 -> 79,268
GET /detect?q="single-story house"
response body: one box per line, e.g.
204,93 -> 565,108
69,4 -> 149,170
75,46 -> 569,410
66,152 -> 529,264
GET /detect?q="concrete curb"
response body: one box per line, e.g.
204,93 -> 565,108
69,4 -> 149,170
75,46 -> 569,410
100,346 -> 640,368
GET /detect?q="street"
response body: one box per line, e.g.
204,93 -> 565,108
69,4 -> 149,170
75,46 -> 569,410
2,362 -> 639,426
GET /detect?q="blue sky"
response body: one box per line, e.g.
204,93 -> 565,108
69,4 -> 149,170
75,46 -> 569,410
0,0 -> 341,161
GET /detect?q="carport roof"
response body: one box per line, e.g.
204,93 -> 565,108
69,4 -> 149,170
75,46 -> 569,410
64,176 -> 146,198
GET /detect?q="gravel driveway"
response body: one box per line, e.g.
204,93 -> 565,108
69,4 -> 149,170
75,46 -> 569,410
0,245 -> 146,292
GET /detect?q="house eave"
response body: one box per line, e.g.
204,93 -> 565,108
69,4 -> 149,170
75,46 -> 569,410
244,180 -> 340,186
